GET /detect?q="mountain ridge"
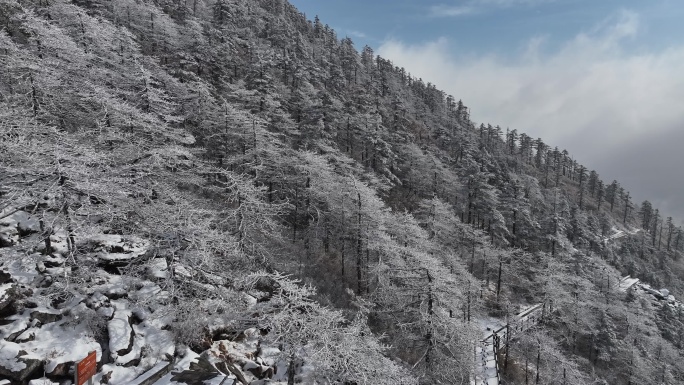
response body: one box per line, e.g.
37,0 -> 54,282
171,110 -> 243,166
1,0 -> 683,384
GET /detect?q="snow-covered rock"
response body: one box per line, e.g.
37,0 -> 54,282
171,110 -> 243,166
0,231 -> 17,247
0,341 -> 43,381
109,305 -> 135,358
14,329 -> 37,343
1,314 -> 102,378
14,212 -> 40,236
241,292 -> 258,306
2,317 -> 30,342
41,255 -> 65,268
257,346 -> 282,367
147,258 -> 169,280
30,309 -> 63,325
0,212 -> 34,247
99,363 -> 140,384
85,291 -> 110,310
243,359 -> 274,380
0,269 -> 12,284
0,283 -> 17,314
78,234 -> 149,269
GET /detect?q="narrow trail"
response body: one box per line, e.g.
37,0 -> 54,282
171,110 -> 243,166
473,229 -> 645,384
471,274 -> 680,385
473,304 -> 543,385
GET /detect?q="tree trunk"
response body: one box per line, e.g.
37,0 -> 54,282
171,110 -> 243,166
39,219 -> 52,256
340,237 -> 345,285
425,269 -> 434,369
658,219 -> 664,250
512,209 -> 517,237
356,191 -> 362,295
496,258 -> 503,300
292,187 -> 298,243
467,283 -> 471,323
482,251 -> 486,282
535,345 -> 541,384
470,241 -> 475,274
287,355 -> 295,385
252,120 -> 258,178
59,175 -> 75,256
623,192 -> 630,224
504,324 -> 510,372
30,72 -> 39,117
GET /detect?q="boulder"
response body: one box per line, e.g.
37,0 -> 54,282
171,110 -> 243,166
0,232 -> 16,247
85,235 -> 148,269
45,361 -> 72,377
14,211 -> 40,236
85,292 -> 110,310
30,310 -> 63,325
101,370 -> 113,384
147,258 -> 169,280
171,360 -> 221,385
35,262 -> 46,274
0,284 -> 18,316
97,306 -> 115,319
0,344 -> 43,382
42,255 -> 65,268
103,287 -> 128,300
240,293 -> 258,307
252,276 -> 280,302
243,360 -> 274,380
5,326 -> 30,342
32,275 -> 53,288
0,270 -> 12,284
13,329 -> 35,343
256,346 -> 281,367
0,211 -> 32,246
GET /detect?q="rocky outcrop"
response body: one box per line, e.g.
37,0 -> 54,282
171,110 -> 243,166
0,344 -> 43,382
243,360 -> 274,380
0,211 -> 40,248
0,284 -> 17,315
0,269 -> 12,284
30,310 -> 63,325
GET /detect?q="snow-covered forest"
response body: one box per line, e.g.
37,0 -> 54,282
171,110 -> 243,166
1,0 -> 683,384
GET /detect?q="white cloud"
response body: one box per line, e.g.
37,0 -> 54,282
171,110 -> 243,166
378,10 -> 684,220
477,0 -> 557,5
347,30 -> 367,39
429,4 -> 476,17
430,0 -> 556,17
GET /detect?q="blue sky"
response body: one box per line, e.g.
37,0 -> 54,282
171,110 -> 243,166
290,0 -> 684,224
290,0 -> 683,56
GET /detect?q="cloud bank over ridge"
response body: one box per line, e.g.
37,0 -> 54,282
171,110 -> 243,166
378,10 -> 684,223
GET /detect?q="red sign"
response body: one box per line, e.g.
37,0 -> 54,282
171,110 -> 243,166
75,351 -> 97,385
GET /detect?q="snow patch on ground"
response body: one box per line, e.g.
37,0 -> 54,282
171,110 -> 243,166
14,316 -> 101,373
109,301 -> 134,360
149,348 -> 200,385
0,341 -> 27,372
